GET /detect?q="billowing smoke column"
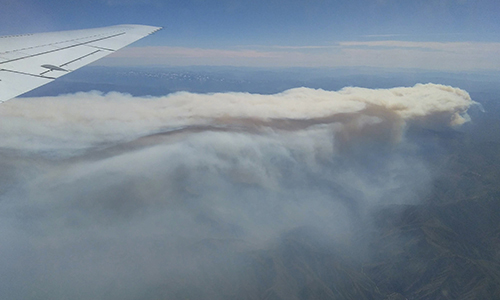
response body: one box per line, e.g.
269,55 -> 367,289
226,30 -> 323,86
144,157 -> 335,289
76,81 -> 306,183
0,83 -> 473,150
0,84 -> 476,299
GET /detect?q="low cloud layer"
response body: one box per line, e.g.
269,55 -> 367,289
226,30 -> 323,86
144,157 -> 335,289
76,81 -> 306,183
107,42 -> 500,70
0,84 -> 476,299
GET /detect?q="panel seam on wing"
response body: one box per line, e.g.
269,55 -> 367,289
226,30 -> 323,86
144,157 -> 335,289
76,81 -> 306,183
0,32 -> 126,65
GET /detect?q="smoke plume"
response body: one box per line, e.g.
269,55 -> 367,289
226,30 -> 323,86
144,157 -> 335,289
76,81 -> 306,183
0,84 -> 476,299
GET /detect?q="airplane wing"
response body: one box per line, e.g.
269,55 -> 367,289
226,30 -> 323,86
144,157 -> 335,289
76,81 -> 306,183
0,24 -> 161,103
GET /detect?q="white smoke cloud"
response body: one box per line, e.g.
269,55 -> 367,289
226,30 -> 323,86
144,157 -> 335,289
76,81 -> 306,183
0,83 -> 474,152
0,83 -> 476,299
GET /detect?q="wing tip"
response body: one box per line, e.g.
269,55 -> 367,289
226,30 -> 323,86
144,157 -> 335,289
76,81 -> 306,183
111,24 -> 163,37
150,26 -> 163,34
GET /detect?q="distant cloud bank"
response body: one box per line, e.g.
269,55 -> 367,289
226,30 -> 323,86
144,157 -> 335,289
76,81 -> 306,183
105,41 -> 500,71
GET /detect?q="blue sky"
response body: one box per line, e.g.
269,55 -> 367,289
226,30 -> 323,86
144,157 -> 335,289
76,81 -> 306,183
1,0 -> 499,70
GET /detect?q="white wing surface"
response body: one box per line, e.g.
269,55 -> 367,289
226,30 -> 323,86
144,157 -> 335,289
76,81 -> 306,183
0,24 -> 161,103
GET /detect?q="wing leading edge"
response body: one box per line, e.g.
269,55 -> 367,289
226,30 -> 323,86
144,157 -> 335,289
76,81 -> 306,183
0,24 -> 161,103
